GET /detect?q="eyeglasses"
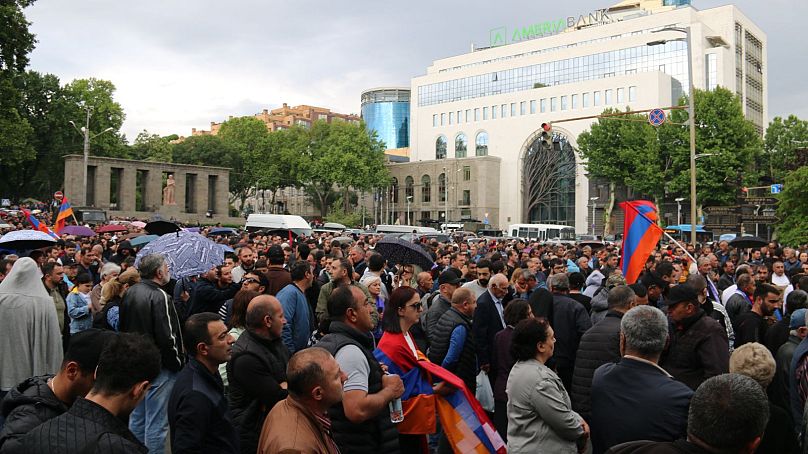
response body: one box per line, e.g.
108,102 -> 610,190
407,302 -> 424,310
243,278 -> 258,284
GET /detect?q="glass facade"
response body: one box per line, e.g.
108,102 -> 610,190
524,132 -> 576,226
455,133 -> 468,158
361,88 -> 410,149
436,136 -> 447,159
417,41 -> 688,107
476,132 -> 489,156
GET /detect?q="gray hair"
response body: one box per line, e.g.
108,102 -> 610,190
488,273 -> 508,289
688,374 -> 770,451
548,273 -> 569,291
607,285 -> 636,310
620,305 -> 668,356
697,257 -> 711,267
138,254 -> 166,280
100,262 -> 121,278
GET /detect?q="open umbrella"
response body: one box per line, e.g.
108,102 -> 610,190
121,232 -> 145,240
219,243 -> 235,254
331,236 -> 354,245
209,227 -> 238,236
135,231 -> 224,279
129,234 -> 159,247
373,236 -> 434,271
729,235 -> 767,249
145,220 -> 181,236
131,221 -> 147,229
96,224 -> 128,234
183,227 -> 200,233
0,230 -> 57,250
579,240 -> 606,250
60,225 -> 96,237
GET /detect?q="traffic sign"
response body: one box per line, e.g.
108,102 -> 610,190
741,216 -> 779,225
744,197 -> 778,205
704,223 -> 738,231
703,206 -> 741,215
648,108 -> 666,126
53,191 -> 63,201
771,184 -> 783,194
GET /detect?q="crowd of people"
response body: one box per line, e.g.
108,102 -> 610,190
0,221 -> 807,453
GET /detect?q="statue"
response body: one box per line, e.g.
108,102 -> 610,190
162,174 -> 176,205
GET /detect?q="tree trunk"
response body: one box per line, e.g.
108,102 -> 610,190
343,187 -> 350,213
603,181 -> 616,237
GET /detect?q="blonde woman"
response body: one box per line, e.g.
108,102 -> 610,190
95,267 -> 140,331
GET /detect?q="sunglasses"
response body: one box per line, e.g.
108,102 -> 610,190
407,302 -> 424,310
243,278 -> 259,284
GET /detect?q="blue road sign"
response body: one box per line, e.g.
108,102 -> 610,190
648,108 -> 666,126
771,184 -> 783,194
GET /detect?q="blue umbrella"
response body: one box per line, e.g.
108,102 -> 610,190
219,243 -> 235,254
129,234 -> 159,247
210,227 -> 238,236
134,231 -> 224,279
0,230 -> 57,250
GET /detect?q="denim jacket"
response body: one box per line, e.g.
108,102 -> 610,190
66,291 -> 93,334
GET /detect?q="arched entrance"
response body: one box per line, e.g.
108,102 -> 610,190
520,128 -> 577,226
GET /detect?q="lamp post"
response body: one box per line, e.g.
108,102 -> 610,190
406,196 -> 412,225
69,105 -> 114,206
675,197 -> 685,226
589,197 -> 598,236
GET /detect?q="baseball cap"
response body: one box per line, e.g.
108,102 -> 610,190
666,285 -> 698,307
790,309 -> 807,329
438,269 -> 462,285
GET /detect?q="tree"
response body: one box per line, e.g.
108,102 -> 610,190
0,0 -> 37,73
172,134 -> 244,203
775,166 -> 808,246
217,116 -> 268,207
62,78 -> 127,157
764,115 -> 808,182
130,131 -> 172,162
658,87 -> 761,207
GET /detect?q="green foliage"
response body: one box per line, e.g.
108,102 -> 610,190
130,131 -> 172,162
325,208 -> 363,228
217,117 -> 269,205
775,166 -> 808,246
62,78 -> 127,156
172,134 -> 244,200
0,0 -> 37,73
764,115 -> 808,182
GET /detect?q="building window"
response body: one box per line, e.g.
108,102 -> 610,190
455,133 -> 467,158
594,91 -> 601,106
390,178 -> 399,204
438,173 -> 446,202
462,190 -> 471,206
605,89 -> 613,105
530,100 -> 537,114
617,87 -> 625,103
551,97 -> 558,112
583,92 -> 590,107
483,106 -> 489,120
476,131 -> 489,156
405,176 -> 414,200
628,86 -> 637,102
560,96 -> 568,110
705,53 -> 718,90
440,113 -> 445,126
436,135 -> 447,159
510,103 -> 516,116
449,111 -> 454,125
457,110 -> 462,123
463,166 -> 471,181
571,94 -> 578,109
540,98 -> 547,113
432,114 -> 437,127
501,104 -> 507,118
421,175 -> 431,203
474,108 -> 480,121
466,109 -> 471,122
492,106 -> 498,119
520,101 -> 526,115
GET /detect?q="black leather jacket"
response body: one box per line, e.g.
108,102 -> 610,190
119,280 -> 185,372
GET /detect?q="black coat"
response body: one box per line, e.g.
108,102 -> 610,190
168,358 -> 239,454
591,358 -> 692,454
471,290 -> 505,369
549,294 -> 592,371
22,397 -> 147,453
660,309 -> 729,390
188,279 -> 239,317
0,375 -> 67,453
570,310 -> 623,420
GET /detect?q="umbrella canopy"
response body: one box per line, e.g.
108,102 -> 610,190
135,231 -> 224,279
145,220 -> 181,236
60,225 -> 96,237
219,243 -> 235,254
131,221 -> 147,228
331,236 -> 354,245
129,234 -> 159,247
0,230 -> 57,250
373,236 -> 434,270
183,227 -> 200,233
729,236 -> 768,249
209,227 -> 238,236
121,232 -> 145,240
96,224 -> 128,233
579,240 -> 606,250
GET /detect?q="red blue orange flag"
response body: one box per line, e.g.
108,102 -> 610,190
21,208 -> 59,239
54,197 -> 74,234
620,200 -> 663,284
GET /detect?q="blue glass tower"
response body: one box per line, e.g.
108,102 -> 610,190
361,88 -> 410,150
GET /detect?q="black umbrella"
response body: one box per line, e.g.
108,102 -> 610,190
373,236 -> 434,271
145,220 -> 181,236
729,236 -> 767,249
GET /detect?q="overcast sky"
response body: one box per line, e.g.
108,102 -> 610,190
25,0 -> 807,141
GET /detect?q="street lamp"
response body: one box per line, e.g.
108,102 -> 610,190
70,106 -> 114,206
589,197 -> 599,236
649,26 -> 697,247
406,196 -> 412,226
675,197 -> 685,226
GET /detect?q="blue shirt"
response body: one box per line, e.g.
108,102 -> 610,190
276,283 -> 311,353
442,324 -> 468,369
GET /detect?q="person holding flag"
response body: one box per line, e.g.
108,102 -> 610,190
619,201 -> 664,284
20,208 -> 58,239
54,196 -> 74,234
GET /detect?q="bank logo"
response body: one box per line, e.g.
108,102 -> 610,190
490,26 -> 506,47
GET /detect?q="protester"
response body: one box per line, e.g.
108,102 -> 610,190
94,267 -> 140,331
427,287 -> 478,393
21,333 -> 161,453
41,262 -> 70,348
492,299 -> 532,440
230,246 -> 256,284
187,266 -> 239,317
66,273 -> 94,334
472,273 -> 509,378
547,273 -> 593,391
217,290 -> 260,389
258,348 -> 345,454
168,313 -> 238,454
734,283 -> 782,348
420,269 -> 462,350
507,317 -> 589,453
315,257 -> 373,323
90,262 -> 120,313
590,306 -> 692,454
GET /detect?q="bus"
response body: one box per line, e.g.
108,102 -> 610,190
507,223 -> 576,242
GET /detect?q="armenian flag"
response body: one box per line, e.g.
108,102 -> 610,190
619,200 -> 664,284
21,208 -> 59,239
54,196 -> 74,234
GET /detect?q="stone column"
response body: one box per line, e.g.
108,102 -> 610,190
216,172 -> 228,217
198,173 -> 210,215
146,169 -> 162,212
96,164 -> 111,210
120,168 -> 136,213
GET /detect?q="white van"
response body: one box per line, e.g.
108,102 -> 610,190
245,214 -> 313,237
375,224 -> 439,234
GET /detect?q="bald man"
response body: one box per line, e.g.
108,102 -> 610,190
226,295 -> 290,454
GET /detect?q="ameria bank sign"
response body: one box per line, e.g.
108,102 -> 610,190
490,9 -> 617,47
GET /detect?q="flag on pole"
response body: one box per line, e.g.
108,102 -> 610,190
619,200 -> 664,284
21,208 -> 59,239
54,196 -> 74,234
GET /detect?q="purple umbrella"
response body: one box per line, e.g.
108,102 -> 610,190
60,225 -> 96,237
